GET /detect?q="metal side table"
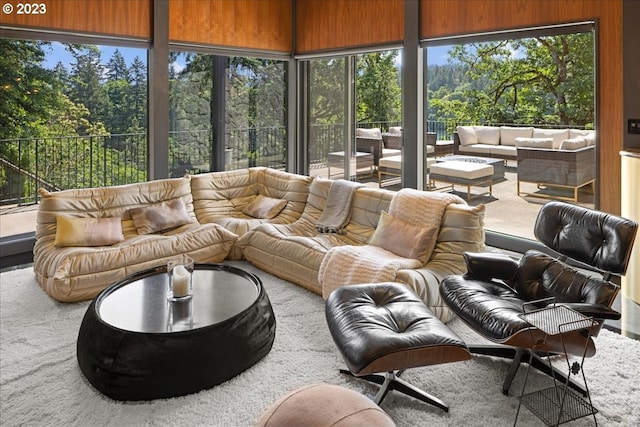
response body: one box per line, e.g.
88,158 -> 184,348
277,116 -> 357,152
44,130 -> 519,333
514,300 -> 599,426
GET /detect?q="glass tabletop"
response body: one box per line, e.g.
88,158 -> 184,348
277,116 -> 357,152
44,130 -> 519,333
97,264 -> 261,333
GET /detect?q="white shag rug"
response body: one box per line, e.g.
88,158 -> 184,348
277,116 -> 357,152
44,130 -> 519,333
1,262 -> 639,427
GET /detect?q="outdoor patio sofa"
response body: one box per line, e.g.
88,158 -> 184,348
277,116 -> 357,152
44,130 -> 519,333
453,125 -> 596,200
33,167 -> 485,322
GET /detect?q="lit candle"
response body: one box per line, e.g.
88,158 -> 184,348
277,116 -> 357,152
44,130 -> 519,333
172,265 -> 191,297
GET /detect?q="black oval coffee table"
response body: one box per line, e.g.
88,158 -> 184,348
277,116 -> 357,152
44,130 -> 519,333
77,263 -> 276,401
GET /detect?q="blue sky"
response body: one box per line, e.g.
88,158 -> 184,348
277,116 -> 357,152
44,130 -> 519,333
427,45 -> 453,66
43,42 -> 452,70
43,42 -> 146,69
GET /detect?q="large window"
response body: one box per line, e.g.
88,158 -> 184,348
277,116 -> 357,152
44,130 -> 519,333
169,52 -> 287,176
0,38 -> 148,239
425,26 -> 596,240
304,49 -> 402,183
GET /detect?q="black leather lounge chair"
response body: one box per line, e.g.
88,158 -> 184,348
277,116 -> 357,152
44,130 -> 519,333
440,201 -> 638,396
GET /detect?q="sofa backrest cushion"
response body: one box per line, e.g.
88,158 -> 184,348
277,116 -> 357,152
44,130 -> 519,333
532,128 -> 570,149
559,137 -> 588,151
36,176 -> 195,242
515,137 -> 554,149
191,167 -> 313,224
456,126 -> 478,146
388,126 -> 402,134
343,187 -> 394,244
473,126 -> 501,145
499,126 -> 534,146
356,127 -> 382,139
569,129 -> 595,139
430,203 -> 486,262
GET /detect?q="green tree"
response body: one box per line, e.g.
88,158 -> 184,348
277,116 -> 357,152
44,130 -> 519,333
356,51 -> 401,127
68,45 -> 109,133
430,32 -> 594,127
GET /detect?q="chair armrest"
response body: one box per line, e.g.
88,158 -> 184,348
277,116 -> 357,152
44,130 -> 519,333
463,251 -> 519,281
557,302 -> 621,321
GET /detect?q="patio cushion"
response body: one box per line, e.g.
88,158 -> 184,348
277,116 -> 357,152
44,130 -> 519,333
560,137 -> 588,151
499,126 -> 534,146
457,126 -> 478,146
515,137 -> 554,149
473,126 -> 501,145
532,128 -> 570,149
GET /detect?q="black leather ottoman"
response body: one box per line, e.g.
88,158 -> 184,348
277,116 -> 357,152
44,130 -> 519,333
325,282 -> 471,412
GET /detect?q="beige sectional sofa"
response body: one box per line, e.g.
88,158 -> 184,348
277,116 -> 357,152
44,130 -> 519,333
34,176 -> 238,302
238,178 -> 486,322
34,168 -> 485,322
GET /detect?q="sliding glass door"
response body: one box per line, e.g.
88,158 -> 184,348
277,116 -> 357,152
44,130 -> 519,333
303,49 -> 402,183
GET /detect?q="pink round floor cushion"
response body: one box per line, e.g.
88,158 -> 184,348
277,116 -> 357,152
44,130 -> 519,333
256,383 -> 396,427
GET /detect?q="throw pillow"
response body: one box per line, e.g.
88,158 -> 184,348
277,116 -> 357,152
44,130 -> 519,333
515,137 -> 554,149
388,126 -> 402,134
559,137 -> 587,150
55,216 -> 124,247
369,211 -> 438,260
532,128 -> 570,149
130,199 -> 192,234
456,126 -> 477,146
242,195 -> 287,219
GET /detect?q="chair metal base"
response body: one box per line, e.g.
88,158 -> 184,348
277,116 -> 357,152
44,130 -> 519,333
469,344 -> 588,397
340,369 -> 449,412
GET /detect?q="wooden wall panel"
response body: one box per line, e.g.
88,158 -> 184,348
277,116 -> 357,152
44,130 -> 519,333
295,0 -> 404,54
421,0 -> 624,215
169,0 -> 292,53
0,0 -> 152,39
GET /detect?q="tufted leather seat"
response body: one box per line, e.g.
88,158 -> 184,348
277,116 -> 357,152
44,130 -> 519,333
440,201 -> 638,396
326,282 -> 471,412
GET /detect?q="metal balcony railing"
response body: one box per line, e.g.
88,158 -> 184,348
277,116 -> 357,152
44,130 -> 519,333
1,120 -> 584,209
0,126 -> 288,208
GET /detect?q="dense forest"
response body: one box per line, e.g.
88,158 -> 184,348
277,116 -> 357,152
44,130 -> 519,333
0,31 -> 594,204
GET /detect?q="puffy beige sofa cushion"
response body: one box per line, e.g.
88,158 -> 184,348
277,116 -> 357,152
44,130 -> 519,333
34,176 -> 237,302
191,167 -> 313,237
55,216 -> 124,247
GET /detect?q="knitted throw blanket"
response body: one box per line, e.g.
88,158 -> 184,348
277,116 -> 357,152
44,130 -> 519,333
318,189 -> 464,299
315,179 -> 364,234
319,245 -> 422,299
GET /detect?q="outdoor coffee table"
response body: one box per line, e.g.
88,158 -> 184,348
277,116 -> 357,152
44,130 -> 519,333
437,155 -> 505,181
76,263 -> 276,401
